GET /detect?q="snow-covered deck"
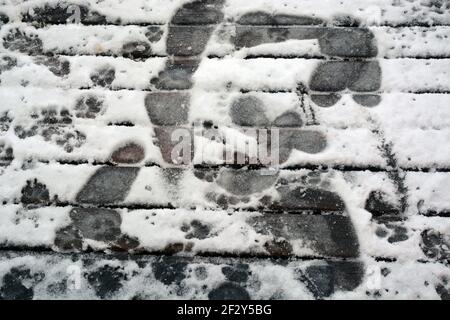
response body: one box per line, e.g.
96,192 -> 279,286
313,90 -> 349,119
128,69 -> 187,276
0,0 -> 449,299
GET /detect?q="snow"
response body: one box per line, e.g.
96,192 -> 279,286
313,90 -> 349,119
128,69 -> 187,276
0,0 -> 449,300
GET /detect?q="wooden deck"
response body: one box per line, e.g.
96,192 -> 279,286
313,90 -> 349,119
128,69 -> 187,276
0,0 -> 449,299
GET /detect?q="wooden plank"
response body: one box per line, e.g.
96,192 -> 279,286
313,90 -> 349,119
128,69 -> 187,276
0,166 -> 350,211
0,23 -> 166,58
340,171 -> 450,217
1,204 -> 449,262
2,53 -> 449,92
229,25 -> 450,58
0,251 -> 368,299
0,121 -> 386,167
0,205 -> 359,259
0,87 -> 151,127
2,0 -> 449,26
355,215 -> 450,262
195,58 -> 450,93
3,88 -> 450,130
0,251 -> 449,299
226,0 -> 450,27
3,165 -> 450,216
0,124 -> 162,164
1,203 -> 449,262
3,23 -> 450,58
2,109 -> 449,170
0,54 -> 165,90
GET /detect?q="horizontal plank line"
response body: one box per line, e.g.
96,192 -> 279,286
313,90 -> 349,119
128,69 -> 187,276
7,51 -> 450,63
242,55 -> 450,60
0,246 -> 445,266
3,85 -> 450,96
235,23 -> 450,28
9,158 -> 450,173
9,200 -> 450,218
9,201 -> 345,216
4,50 -> 449,62
14,22 -> 450,28
420,210 -> 450,218
60,87 -> 450,95
5,157 -> 449,173
0,248 -> 361,264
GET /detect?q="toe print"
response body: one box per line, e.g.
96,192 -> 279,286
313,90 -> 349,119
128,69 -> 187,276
310,61 -> 381,107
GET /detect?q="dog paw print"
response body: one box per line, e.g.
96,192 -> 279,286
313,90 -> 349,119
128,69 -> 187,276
420,229 -> 450,261
151,256 -> 189,297
145,26 -> 164,42
0,112 -> 12,133
374,217 -> 409,244
13,208 -> 42,228
34,55 -> 70,77
14,107 -> 87,153
14,123 -> 86,153
90,65 -> 116,88
87,265 -> 127,299
2,28 -> 71,77
0,267 -> 45,300
2,28 -> 43,55
0,12 -> 9,26
42,126 -> 86,153
0,142 -> 13,166
74,94 -> 104,119
181,220 -> 212,240
14,124 -> 38,139
20,179 -> 51,207
121,41 -> 152,59
0,55 -> 17,75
